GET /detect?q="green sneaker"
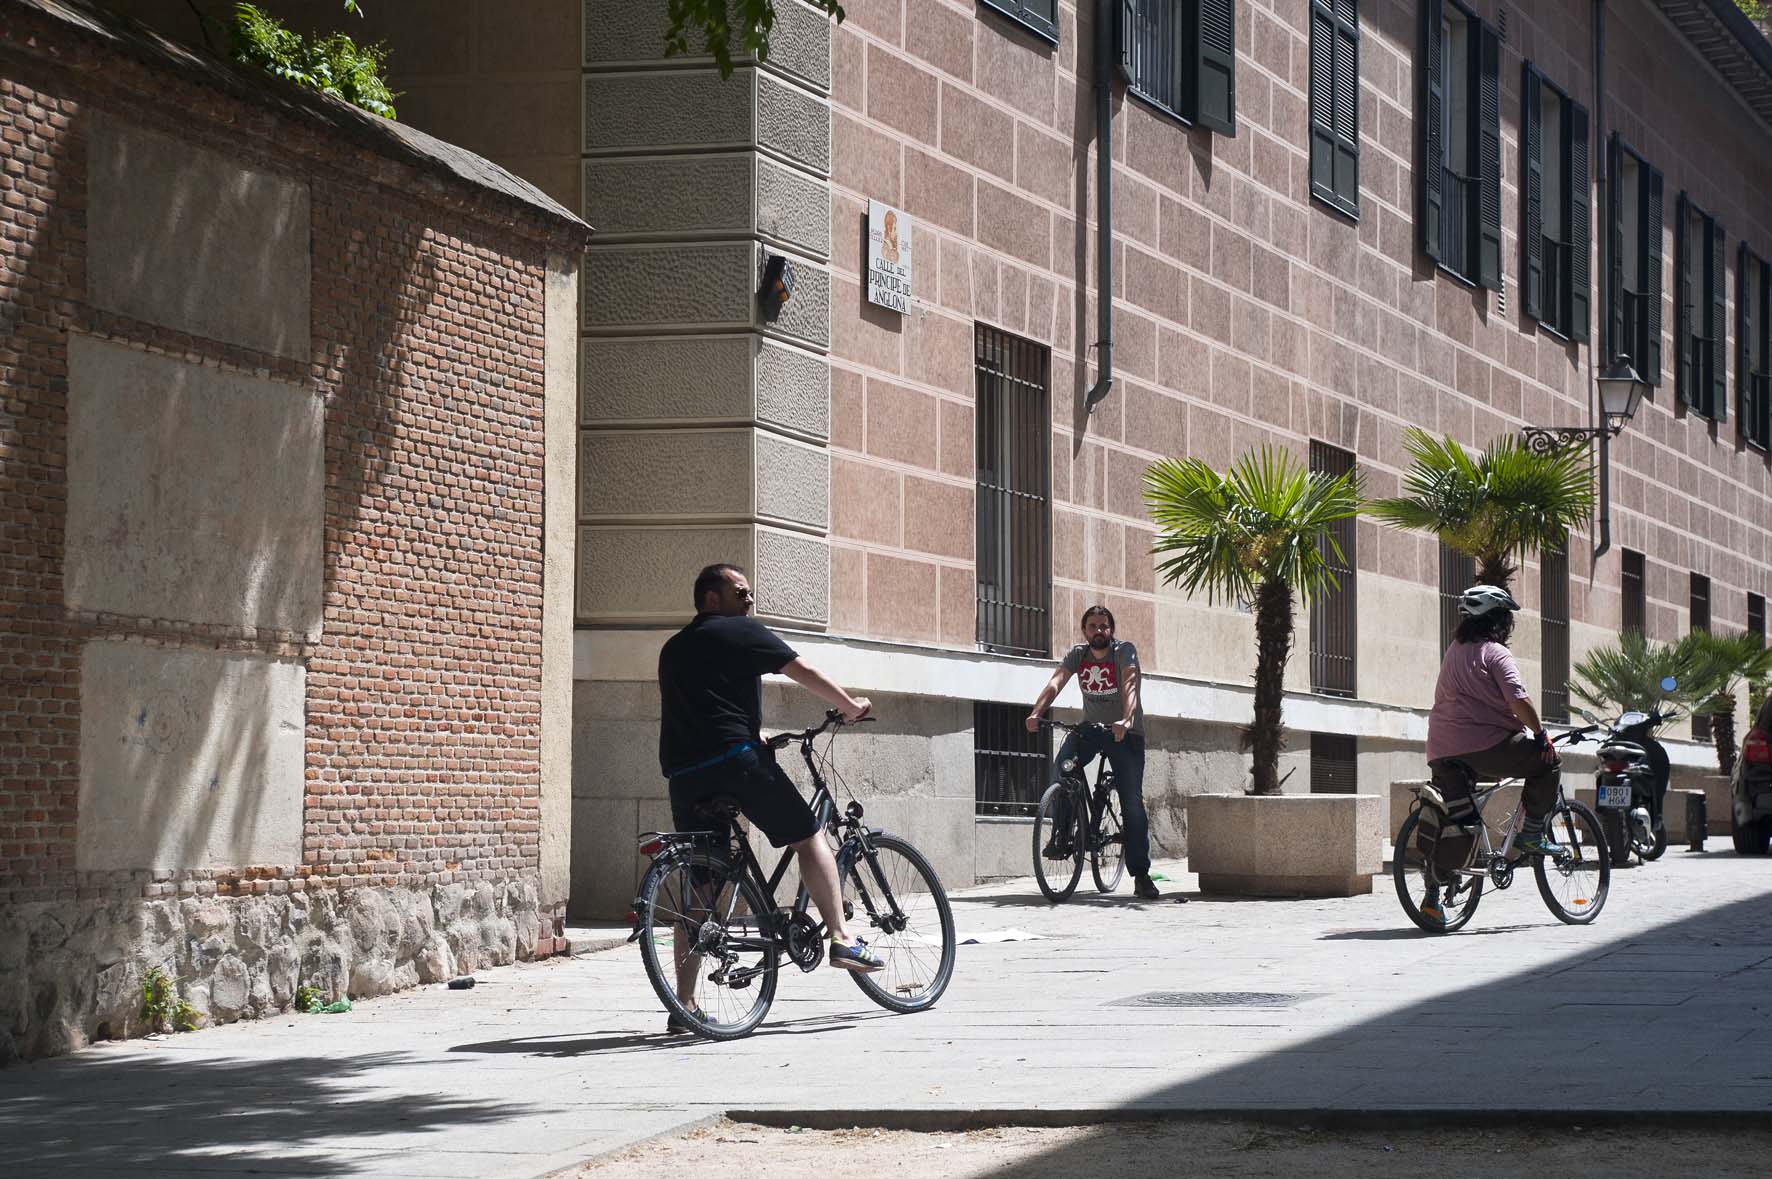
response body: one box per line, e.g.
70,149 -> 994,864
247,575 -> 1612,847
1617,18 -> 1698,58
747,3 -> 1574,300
1419,891 -> 1447,927
665,1002 -> 705,1033
1514,829 -> 1564,857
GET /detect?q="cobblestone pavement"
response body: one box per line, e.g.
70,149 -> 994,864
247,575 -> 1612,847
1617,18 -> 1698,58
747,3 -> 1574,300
3,848 -> 1769,1177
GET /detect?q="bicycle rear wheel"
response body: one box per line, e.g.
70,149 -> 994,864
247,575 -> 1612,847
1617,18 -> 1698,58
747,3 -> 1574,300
635,849 -> 778,1040
1393,809 -> 1483,933
1091,788 -> 1125,893
842,833 -> 956,1013
1534,800 -> 1610,924
1032,781 -> 1084,902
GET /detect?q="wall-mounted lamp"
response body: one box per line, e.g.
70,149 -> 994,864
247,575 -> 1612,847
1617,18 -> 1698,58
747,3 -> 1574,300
759,254 -> 794,322
1520,353 -> 1649,563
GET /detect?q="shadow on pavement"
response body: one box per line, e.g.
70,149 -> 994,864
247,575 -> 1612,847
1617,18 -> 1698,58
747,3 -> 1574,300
958,890 -> 1196,909
1318,924 -> 1540,940
0,1050 -> 525,1175
450,1013 -> 873,1058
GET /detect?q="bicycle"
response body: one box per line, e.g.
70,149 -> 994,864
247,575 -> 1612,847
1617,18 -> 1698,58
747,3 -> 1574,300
1030,718 -> 1126,902
1394,725 -> 1611,933
630,710 -> 957,1041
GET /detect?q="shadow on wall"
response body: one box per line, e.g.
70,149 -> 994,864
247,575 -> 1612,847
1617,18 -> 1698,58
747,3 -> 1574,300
982,884 -> 1772,1176
0,1050 -> 527,1176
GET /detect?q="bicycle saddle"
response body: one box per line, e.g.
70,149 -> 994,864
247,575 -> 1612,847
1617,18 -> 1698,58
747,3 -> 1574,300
1426,757 -> 1478,787
691,794 -> 745,820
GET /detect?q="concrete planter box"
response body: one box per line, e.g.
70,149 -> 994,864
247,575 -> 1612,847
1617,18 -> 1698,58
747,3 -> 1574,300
1189,793 -> 1383,897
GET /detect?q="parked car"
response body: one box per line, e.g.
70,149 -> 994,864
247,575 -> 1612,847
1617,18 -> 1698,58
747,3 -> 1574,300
1731,694 -> 1772,855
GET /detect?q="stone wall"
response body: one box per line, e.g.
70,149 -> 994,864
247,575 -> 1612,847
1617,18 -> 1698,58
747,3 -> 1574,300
0,1 -> 588,1060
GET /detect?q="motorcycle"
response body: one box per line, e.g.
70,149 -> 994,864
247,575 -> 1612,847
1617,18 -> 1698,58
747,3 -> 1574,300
1579,674 -> 1678,867
1730,691 -> 1772,855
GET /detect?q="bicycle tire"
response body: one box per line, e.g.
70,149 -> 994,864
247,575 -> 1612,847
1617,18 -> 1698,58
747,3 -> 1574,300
1091,788 -> 1126,893
635,849 -> 778,1041
1032,780 -> 1084,902
1533,800 -> 1610,924
1393,809 -> 1483,934
842,833 -> 957,1014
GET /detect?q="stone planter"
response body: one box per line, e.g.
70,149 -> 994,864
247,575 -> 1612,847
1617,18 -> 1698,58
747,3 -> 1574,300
1189,793 -> 1383,897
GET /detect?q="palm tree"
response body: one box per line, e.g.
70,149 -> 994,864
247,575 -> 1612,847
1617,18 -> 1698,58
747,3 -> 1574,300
1145,448 -> 1361,795
1569,630 -> 1704,719
1685,630 -> 1772,774
1366,428 -> 1594,591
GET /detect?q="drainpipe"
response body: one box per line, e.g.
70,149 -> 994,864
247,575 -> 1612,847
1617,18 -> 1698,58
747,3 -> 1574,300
1591,0 -> 1612,563
1084,0 -> 1115,414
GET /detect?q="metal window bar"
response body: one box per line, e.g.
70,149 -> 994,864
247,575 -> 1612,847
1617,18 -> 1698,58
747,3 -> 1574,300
1621,549 -> 1646,636
974,701 -> 1052,817
1308,441 -> 1357,698
1310,732 -> 1358,794
1542,235 -> 1570,334
975,324 -> 1052,658
1441,166 -> 1471,277
1619,288 -> 1646,370
1438,544 -> 1476,654
1750,593 -> 1766,646
1124,0 -> 1185,119
1692,573 -> 1712,741
1540,542 -> 1570,724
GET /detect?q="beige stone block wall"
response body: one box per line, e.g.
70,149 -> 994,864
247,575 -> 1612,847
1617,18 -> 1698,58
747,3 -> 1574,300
540,251 -> 580,909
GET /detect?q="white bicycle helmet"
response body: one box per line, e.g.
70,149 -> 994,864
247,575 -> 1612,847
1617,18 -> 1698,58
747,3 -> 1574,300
1457,584 -> 1520,618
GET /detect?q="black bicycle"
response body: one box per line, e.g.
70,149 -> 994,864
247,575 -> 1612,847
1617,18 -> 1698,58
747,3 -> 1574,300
630,711 -> 957,1041
1031,718 -> 1125,901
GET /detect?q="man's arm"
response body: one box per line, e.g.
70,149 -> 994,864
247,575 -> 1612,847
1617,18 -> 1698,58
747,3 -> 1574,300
780,657 -> 870,722
1025,666 -> 1073,732
1507,695 -> 1557,763
1113,659 -> 1140,742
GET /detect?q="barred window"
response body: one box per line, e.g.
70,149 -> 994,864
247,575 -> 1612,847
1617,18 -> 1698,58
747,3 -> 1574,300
1621,549 -> 1646,636
1609,137 -> 1664,387
1692,572 -> 1712,741
1420,0 -> 1502,289
1310,732 -> 1358,794
1308,441 -> 1357,697
1540,541 -> 1570,724
975,324 -> 1051,657
1675,194 -> 1726,420
1739,245 -> 1771,450
1309,0 -> 1360,217
1751,592 -> 1766,645
1438,542 -> 1475,653
1119,0 -> 1237,136
1521,64 -> 1591,341
975,701 -> 1050,817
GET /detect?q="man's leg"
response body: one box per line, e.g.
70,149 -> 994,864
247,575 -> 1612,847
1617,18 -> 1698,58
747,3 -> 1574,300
791,833 -> 853,945
1104,735 -> 1152,878
1463,733 -> 1561,849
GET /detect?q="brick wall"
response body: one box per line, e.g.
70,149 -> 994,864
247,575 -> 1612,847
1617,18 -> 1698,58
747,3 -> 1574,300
0,1 -> 585,1056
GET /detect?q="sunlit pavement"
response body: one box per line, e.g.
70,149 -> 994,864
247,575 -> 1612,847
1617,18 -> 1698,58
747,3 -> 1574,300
4,846 -> 1769,1177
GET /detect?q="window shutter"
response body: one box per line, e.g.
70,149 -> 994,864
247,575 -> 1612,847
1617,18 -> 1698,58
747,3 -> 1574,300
1118,0 -> 1137,82
1193,0 -> 1237,135
1309,1 -> 1335,196
1475,20 -> 1503,291
1712,219 -> 1728,420
1332,0 -> 1360,210
1644,164 -> 1664,386
1676,193 -> 1693,405
1740,244 -> 1753,436
1420,0 -> 1445,262
1608,136 -> 1624,355
1568,101 -> 1591,343
1521,64 -> 1544,322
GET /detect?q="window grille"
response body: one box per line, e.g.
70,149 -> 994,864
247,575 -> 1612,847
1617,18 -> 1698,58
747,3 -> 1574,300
1675,194 -> 1726,420
975,324 -> 1051,658
1740,246 -> 1771,450
1608,137 -> 1664,387
1421,0 -> 1501,289
1118,0 -> 1237,135
1521,64 -> 1590,341
1438,543 -> 1475,654
1750,592 -> 1766,645
1540,541 -> 1570,724
1621,549 -> 1646,636
975,701 -> 1051,817
1308,441 -> 1357,697
1310,732 -> 1358,794
1309,0 -> 1361,217
1692,573 -> 1712,741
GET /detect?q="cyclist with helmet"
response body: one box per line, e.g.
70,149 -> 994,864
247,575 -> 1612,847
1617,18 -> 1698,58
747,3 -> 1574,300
1421,584 -> 1563,923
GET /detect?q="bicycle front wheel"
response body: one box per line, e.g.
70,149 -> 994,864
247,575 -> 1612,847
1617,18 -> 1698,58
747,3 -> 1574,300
1534,800 -> 1610,924
1091,789 -> 1126,893
1393,809 -> 1483,933
843,833 -> 956,1014
1032,781 -> 1084,902
635,850 -> 778,1040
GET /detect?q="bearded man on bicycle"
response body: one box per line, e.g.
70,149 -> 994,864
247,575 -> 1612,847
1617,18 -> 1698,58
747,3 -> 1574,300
1025,605 -> 1162,900
657,563 -> 883,1030
1422,584 -> 1563,923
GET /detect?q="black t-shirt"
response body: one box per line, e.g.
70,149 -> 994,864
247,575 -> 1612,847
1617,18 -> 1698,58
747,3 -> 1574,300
657,613 -> 798,775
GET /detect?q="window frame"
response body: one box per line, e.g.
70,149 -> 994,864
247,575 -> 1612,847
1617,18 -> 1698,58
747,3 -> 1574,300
1308,0 -> 1361,220
1540,540 -> 1571,725
973,700 -> 1052,817
1739,243 -> 1771,450
1419,0 -> 1501,290
1117,0 -> 1238,135
974,323 -> 1053,659
1675,193 -> 1727,422
980,0 -> 1060,46
1608,135 -> 1664,388
1621,548 -> 1646,636
1691,572 -> 1712,741
1521,62 -> 1591,342
1308,441 -> 1358,698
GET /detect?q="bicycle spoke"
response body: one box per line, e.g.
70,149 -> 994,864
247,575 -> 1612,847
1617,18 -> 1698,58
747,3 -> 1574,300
844,836 -> 954,1009
637,855 -> 777,1037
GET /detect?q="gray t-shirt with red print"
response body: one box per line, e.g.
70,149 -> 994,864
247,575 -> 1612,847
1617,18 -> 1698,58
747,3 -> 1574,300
1060,640 -> 1143,735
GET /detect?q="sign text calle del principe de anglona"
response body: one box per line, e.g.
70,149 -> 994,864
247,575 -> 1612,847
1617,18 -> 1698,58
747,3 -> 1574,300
866,199 -> 912,314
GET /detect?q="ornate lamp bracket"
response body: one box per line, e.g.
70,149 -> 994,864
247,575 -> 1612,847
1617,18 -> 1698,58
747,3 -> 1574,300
1519,425 -> 1607,455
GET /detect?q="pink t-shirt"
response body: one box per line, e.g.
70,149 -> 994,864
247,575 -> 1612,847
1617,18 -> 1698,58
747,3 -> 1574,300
1425,639 -> 1528,761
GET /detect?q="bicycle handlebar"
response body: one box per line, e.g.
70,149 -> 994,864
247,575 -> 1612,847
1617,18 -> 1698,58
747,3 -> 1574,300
1036,717 -> 1111,736
765,709 -> 874,750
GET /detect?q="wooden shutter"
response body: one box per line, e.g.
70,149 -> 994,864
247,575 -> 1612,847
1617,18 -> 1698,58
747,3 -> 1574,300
1521,64 -> 1544,322
1193,0 -> 1237,135
1712,218 -> 1728,420
1568,101 -> 1591,342
1310,0 -> 1360,215
1676,193 -> 1693,405
1475,19 -> 1503,290
1644,164 -> 1664,386
1608,136 -> 1624,355
1740,243 -> 1754,436
1420,0 -> 1445,262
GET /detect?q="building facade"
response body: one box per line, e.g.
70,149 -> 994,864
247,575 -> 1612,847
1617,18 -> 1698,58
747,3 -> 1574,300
107,0 -> 1772,919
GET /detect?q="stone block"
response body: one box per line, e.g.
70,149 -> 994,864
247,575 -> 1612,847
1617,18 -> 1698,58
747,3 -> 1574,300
757,158 -> 833,258
570,796 -> 639,919
576,524 -> 751,624
584,0 -> 830,91
760,245 -> 832,349
584,70 -> 753,154
582,335 -> 754,424
64,337 -> 323,635
757,72 -> 832,173
570,708 -> 666,802
87,115 -> 310,360
1188,793 -> 1383,897
755,432 -> 829,529
583,153 -> 753,237
754,525 -> 829,627
583,242 -> 754,329
78,642 -> 305,873
974,817 -> 1035,881
849,796 -> 973,899
755,340 -> 831,439
542,251 -> 579,911
580,428 -> 751,519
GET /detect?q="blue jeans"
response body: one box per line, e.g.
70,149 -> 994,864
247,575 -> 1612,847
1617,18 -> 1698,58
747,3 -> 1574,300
1055,728 -> 1151,877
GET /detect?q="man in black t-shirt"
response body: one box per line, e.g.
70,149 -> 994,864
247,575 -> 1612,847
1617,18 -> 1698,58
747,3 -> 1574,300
655,563 -> 882,1029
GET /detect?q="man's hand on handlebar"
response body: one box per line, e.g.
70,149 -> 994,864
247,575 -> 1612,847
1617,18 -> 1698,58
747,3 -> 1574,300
838,696 -> 871,724
1024,711 -> 1044,733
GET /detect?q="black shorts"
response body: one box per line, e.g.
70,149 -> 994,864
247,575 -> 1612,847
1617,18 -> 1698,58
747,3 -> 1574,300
668,746 -> 821,848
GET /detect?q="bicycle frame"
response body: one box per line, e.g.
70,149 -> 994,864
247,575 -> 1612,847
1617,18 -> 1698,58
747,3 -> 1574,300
1438,777 -> 1577,881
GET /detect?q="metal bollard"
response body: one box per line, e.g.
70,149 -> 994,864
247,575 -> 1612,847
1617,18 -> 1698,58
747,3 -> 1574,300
1686,792 -> 1707,852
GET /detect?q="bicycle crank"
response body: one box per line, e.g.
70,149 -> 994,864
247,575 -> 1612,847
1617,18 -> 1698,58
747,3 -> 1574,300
785,913 -> 825,972
1487,854 -> 1515,889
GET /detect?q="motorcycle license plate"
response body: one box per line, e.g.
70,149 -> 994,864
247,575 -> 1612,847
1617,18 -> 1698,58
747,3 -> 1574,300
1597,783 -> 1632,809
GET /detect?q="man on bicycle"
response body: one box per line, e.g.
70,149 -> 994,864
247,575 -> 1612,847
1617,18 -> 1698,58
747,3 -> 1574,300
1421,584 -> 1562,924
658,563 -> 883,1029
1025,605 -> 1163,900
